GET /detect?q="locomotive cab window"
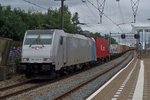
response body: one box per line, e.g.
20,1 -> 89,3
24,30 -> 53,45
60,36 -> 63,45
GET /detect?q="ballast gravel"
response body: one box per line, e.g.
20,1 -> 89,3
0,75 -> 27,89
7,52 -> 132,100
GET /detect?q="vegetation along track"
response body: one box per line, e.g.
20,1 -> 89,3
54,52 -> 133,100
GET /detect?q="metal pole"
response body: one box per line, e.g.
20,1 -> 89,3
60,0 -> 64,29
149,33 -> 150,48
109,32 -> 111,53
134,15 -> 136,23
145,30 -> 146,53
137,31 -> 140,57
119,33 -> 120,44
100,15 -> 102,24
140,43 -> 141,59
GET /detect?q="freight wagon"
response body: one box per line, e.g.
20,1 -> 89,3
110,44 -> 130,54
94,36 -> 109,63
110,44 -> 118,54
109,44 -> 131,60
117,45 -> 129,53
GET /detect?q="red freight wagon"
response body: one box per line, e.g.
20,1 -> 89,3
94,36 -> 109,61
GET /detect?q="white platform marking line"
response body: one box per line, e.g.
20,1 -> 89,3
116,92 -> 121,95
118,90 -> 122,92
111,98 -> 117,100
112,59 -> 138,99
132,60 -> 144,100
123,59 -> 138,84
119,87 -> 123,90
86,58 -> 134,100
121,85 -> 125,88
114,95 -> 119,97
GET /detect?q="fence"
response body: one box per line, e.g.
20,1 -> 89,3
0,37 -> 21,80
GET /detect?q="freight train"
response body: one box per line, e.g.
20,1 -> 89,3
19,29 -> 131,78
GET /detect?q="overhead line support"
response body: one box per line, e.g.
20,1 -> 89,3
96,0 -> 106,24
55,0 -> 65,29
130,0 -> 140,23
61,0 -> 64,29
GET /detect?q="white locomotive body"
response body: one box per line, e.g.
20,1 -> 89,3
20,29 -> 96,77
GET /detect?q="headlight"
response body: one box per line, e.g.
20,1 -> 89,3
35,47 -> 39,50
23,58 -> 29,61
43,58 -> 50,61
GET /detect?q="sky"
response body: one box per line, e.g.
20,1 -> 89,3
0,0 -> 150,36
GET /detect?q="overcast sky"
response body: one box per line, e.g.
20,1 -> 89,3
0,0 -> 150,35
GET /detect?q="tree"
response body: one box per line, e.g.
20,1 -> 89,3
104,34 -> 118,44
0,5 -> 81,40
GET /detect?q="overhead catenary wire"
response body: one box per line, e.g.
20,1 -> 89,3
22,0 -> 48,10
22,0 -> 123,33
85,0 -> 124,33
82,0 -> 120,33
85,24 -> 97,31
85,1 -> 111,32
117,1 -> 125,24
80,1 -> 110,33
130,0 -> 140,23
96,0 -> 106,24
85,2 -> 99,23
116,0 -> 126,33
77,1 -> 100,32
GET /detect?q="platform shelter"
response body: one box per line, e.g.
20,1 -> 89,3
132,25 -> 150,50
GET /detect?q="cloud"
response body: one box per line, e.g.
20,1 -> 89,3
0,0 -> 150,34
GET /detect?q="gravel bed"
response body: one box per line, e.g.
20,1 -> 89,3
7,52 -> 131,100
0,83 -> 36,97
63,52 -> 133,100
0,75 -> 27,89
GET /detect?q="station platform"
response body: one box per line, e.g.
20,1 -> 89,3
87,57 -> 150,100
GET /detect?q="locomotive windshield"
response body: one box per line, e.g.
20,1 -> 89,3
24,30 -> 53,45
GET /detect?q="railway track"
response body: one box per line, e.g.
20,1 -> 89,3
0,71 -> 88,99
0,80 -> 49,100
0,52 -> 133,100
54,52 -> 132,100
0,70 -> 90,99
0,81 -> 29,91
0,77 -> 34,92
